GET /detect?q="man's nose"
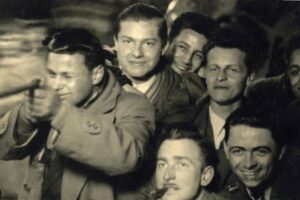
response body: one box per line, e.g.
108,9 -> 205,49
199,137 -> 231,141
51,77 -> 64,90
132,43 -> 144,58
216,69 -> 227,81
183,52 -> 193,67
243,153 -> 257,169
163,166 -> 176,181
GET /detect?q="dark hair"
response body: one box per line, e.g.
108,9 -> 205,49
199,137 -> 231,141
169,12 -> 218,43
282,31 -> 300,67
114,3 -> 168,47
43,28 -> 105,71
156,123 -> 218,168
217,14 -> 269,71
202,26 -> 258,74
224,106 -> 286,150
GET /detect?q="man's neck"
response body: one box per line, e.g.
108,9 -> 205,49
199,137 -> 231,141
209,100 -> 242,119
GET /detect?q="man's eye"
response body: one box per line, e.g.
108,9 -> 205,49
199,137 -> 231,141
194,53 -> 204,61
176,44 -> 187,50
157,162 -> 166,168
290,69 -> 300,76
48,72 -> 56,78
122,39 -> 131,44
63,75 -> 73,79
177,162 -> 189,168
145,41 -> 155,46
231,149 -> 243,156
207,65 -> 218,71
255,149 -> 269,156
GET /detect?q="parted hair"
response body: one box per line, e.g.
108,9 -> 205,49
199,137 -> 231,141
43,28 -> 105,71
114,3 -> 168,47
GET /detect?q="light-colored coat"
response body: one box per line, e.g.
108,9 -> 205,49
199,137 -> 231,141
0,70 -> 155,200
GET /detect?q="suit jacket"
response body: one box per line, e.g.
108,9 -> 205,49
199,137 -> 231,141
0,70 -> 155,200
247,73 -> 297,111
192,96 -> 231,191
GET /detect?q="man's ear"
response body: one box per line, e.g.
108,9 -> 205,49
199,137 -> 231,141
200,166 -> 214,187
114,36 -> 118,48
92,65 -> 104,85
278,145 -> 286,160
198,67 -> 206,78
246,72 -> 256,86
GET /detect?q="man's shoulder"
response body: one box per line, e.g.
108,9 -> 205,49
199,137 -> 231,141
216,173 -> 248,200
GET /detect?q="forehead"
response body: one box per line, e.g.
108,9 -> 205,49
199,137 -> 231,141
47,52 -> 87,71
175,29 -> 207,46
207,47 -> 246,66
118,19 -> 161,38
228,125 -> 277,149
158,139 -> 203,162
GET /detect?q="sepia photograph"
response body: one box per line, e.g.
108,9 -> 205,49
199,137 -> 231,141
0,0 -> 299,199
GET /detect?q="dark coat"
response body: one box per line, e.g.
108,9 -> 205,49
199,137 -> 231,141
191,96 -> 231,191
247,73 -> 297,110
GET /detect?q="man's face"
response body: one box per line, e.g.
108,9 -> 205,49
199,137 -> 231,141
171,29 -> 207,74
115,19 -> 163,82
155,139 -> 206,200
204,47 -> 249,105
224,125 -> 280,188
288,48 -> 300,99
46,52 -> 96,106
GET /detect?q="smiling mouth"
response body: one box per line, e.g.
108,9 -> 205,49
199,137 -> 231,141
175,63 -> 190,71
129,61 -> 146,65
163,184 -> 179,191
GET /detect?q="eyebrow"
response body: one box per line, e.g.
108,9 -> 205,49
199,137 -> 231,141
120,35 -> 158,42
46,68 -> 75,76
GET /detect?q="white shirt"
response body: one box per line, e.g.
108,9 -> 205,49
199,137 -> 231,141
132,75 -> 157,94
209,106 -> 226,149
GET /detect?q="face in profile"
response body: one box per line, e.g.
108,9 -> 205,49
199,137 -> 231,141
115,19 -> 163,82
46,52 -> 101,106
204,47 -> 250,105
288,48 -> 300,99
155,139 -> 213,200
224,125 -> 283,188
170,29 -> 207,74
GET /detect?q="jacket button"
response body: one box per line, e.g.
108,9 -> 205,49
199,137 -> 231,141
23,184 -> 31,192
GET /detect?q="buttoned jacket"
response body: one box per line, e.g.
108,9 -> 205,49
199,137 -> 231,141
0,70 -> 155,200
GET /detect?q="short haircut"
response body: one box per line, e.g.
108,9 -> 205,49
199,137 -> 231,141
202,26 -> 257,74
282,31 -> 300,66
224,106 -> 286,150
156,123 -> 218,168
114,3 -> 168,47
169,12 -> 218,43
43,28 -> 105,71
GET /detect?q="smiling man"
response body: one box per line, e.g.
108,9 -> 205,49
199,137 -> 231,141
155,124 -> 225,200
221,106 -> 300,200
0,28 -> 155,200
192,26 -> 256,189
166,12 -> 218,75
114,3 -> 206,122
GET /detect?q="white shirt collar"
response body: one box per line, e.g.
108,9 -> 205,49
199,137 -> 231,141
209,106 -> 226,149
132,75 -> 157,94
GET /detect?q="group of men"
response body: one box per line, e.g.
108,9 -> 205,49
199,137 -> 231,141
0,2 -> 300,200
